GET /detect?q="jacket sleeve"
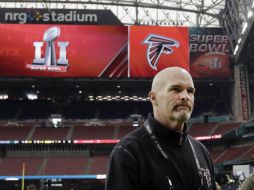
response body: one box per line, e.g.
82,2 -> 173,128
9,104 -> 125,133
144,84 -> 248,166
194,138 -> 217,190
208,153 -> 216,190
105,145 -> 139,190
201,142 -> 216,190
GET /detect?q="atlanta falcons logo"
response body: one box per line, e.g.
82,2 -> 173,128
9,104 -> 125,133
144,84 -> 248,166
143,34 -> 179,70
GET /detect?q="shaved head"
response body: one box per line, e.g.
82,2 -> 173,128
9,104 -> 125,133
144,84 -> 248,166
149,67 -> 195,131
151,67 -> 193,92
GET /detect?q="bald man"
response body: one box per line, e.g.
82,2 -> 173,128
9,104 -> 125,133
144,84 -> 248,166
106,67 -> 216,190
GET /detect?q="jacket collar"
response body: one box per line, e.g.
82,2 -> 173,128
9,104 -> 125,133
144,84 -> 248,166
147,114 -> 188,146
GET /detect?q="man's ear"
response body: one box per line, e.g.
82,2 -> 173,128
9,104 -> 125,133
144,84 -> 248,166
149,91 -> 158,106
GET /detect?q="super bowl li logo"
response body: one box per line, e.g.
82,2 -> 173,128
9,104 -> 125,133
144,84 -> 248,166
26,26 -> 69,72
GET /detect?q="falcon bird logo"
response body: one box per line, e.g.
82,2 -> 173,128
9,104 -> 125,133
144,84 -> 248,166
143,34 -> 179,70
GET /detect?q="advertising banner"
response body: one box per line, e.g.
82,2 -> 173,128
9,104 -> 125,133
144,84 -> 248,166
0,8 -> 122,25
0,24 -> 127,77
129,26 -> 189,77
190,27 -> 231,78
239,65 -> 250,122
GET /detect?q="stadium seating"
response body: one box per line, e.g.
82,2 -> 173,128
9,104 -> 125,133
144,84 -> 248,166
209,149 -> 224,162
237,145 -> 254,161
0,156 -> 43,175
213,146 -> 253,164
210,122 -> 241,135
189,122 -> 241,137
117,125 -> 135,138
87,155 -> 108,174
71,125 -> 116,139
44,156 -> 89,175
189,122 -> 218,137
0,124 -> 33,140
31,127 -> 70,140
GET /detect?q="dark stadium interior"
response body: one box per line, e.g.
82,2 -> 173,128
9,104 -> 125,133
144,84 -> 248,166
1,68 -> 253,190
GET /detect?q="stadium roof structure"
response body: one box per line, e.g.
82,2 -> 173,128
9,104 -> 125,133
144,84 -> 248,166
0,0 -> 226,27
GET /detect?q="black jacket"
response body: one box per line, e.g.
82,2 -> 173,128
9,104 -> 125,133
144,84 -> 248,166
106,115 -> 216,190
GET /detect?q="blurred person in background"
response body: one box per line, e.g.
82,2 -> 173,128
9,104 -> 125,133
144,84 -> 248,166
240,173 -> 254,190
106,67 -> 216,190
215,182 -> 222,190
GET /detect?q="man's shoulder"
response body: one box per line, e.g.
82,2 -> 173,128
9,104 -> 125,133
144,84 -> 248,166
118,126 -> 148,148
109,126 -> 148,159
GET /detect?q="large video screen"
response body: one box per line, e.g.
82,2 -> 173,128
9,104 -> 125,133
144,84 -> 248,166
190,27 -> 231,78
0,24 -> 231,79
129,26 -> 189,77
0,24 -> 128,77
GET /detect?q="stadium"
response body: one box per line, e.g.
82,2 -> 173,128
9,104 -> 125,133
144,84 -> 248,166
0,0 -> 253,189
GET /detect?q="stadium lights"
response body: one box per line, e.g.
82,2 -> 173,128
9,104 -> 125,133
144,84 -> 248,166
51,117 -> 62,128
131,114 -> 141,127
89,95 -> 94,101
97,175 -> 106,179
5,178 -> 19,181
51,184 -> 63,187
27,93 -> 38,100
238,38 -> 242,44
0,94 -> 8,100
133,123 -> 139,127
93,95 -> 149,102
248,11 -> 253,18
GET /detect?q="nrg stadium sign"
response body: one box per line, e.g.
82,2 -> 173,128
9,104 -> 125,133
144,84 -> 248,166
0,8 -> 122,25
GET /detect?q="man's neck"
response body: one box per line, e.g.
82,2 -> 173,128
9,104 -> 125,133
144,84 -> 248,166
154,114 -> 184,132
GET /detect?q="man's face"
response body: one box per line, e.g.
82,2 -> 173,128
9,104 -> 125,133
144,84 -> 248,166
154,72 -> 195,127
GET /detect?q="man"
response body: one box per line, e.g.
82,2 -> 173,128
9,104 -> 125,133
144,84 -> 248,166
106,67 -> 216,190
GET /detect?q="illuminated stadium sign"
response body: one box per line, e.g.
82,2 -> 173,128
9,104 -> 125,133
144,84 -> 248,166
129,26 -> 190,77
189,27 -> 231,78
143,34 -> 180,70
0,24 -> 128,77
26,26 -> 69,72
0,8 -> 122,25
0,24 -> 230,78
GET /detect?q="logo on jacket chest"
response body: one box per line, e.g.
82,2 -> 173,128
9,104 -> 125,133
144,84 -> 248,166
199,168 -> 212,188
